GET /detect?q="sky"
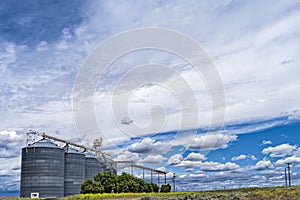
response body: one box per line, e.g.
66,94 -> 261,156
1,0 -> 300,196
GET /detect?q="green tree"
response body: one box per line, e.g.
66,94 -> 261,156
94,171 -> 116,193
149,182 -> 159,192
81,179 -> 104,194
81,172 -> 160,194
160,184 -> 171,193
115,172 -> 131,193
135,177 -> 146,192
81,180 -> 94,194
92,181 -> 104,193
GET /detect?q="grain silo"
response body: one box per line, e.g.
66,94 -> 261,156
64,145 -> 85,196
20,138 -> 65,198
85,152 -> 103,180
21,131 -> 123,197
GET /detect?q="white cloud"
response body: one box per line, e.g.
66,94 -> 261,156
0,130 -> 22,142
0,43 -> 16,74
0,131 -> 25,158
275,156 -> 300,166
167,154 -> 183,165
262,143 -> 297,157
185,152 -> 206,161
262,140 -> 272,145
250,155 -> 257,161
0,157 -> 21,176
0,157 -> 21,192
288,110 -> 300,121
0,0 -> 299,144
114,151 -> 141,163
231,154 -> 247,161
231,154 -> 257,161
189,134 -> 237,150
167,153 -> 206,169
127,138 -> 166,154
176,160 -> 202,169
36,41 -> 48,51
200,161 -> 240,172
81,0 -> 300,145
142,155 -> 166,164
252,158 -> 274,170
156,167 -> 166,172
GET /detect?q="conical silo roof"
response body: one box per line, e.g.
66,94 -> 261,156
28,138 -> 60,148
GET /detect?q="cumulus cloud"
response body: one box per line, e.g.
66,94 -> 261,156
252,158 -> 274,170
179,173 -> 206,179
114,151 -> 141,163
231,154 -> 247,161
185,152 -> 206,161
262,143 -> 297,157
0,131 -> 25,158
189,134 -> 237,150
167,154 -> 183,165
0,157 -> 22,192
200,161 -> 240,172
176,160 -> 202,169
250,155 -> 257,161
262,140 -> 272,145
142,155 -> 166,164
156,167 -> 167,172
171,153 -> 206,169
127,137 -> 166,154
231,154 -> 257,161
275,156 -> 300,165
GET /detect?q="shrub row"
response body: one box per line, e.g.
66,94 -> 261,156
81,172 -> 171,194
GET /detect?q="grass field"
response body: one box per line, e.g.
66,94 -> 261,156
60,186 -> 300,200
7,186 -> 300,200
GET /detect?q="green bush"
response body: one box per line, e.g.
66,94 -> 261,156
81,179 -> 104,194
160,184 -> 171,193
81,172 -> 159,194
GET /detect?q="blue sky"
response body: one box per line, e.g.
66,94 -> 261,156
1,0 -> 300,196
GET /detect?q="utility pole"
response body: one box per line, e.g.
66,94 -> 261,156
285,168 -> 288,186
287,163 -> 291,186
158,173 -> 160,185
172,173 -> 176,192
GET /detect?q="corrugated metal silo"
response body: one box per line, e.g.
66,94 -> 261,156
64,145 -> 85,196
20,138 -> 65,198
85,152 -> 103,180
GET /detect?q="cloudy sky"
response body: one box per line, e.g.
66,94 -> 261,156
1,0 -> 300,196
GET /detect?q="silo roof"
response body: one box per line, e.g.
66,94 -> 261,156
28,138 -> 60,148
85,151 -> 96,158
65,145 -> 81,153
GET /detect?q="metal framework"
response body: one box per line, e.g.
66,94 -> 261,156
27,130 -> 168,185
112,161 -> 167,184
27,130 -> 109,155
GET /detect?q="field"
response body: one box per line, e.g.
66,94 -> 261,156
61,186 -> 300,200
5,186 -> 300,200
